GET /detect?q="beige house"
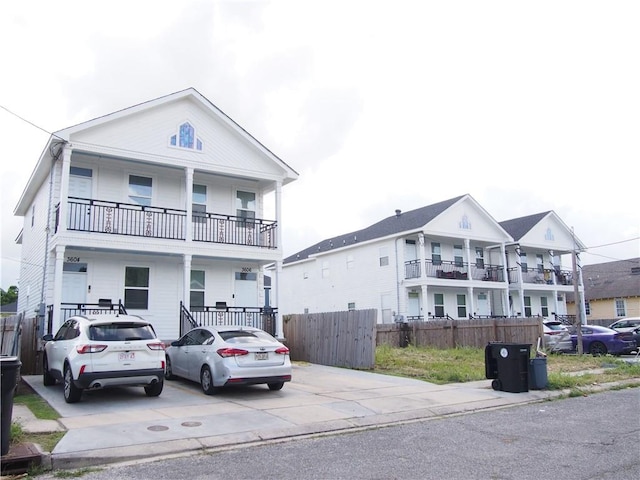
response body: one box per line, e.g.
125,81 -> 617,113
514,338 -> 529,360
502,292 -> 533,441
567,258 -> 640,323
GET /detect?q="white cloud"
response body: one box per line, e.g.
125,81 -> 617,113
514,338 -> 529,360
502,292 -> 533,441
2,0 -> 639,288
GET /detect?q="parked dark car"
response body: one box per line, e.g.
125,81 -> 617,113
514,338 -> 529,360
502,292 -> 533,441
630,327 -> 640,354
568,325 -> 636,356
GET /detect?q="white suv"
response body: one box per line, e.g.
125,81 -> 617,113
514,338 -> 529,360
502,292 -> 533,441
608,317 -> 640,333
42,314 -> 166,403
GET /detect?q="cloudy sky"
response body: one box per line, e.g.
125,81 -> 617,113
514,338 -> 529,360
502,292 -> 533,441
1,0 -> 639,288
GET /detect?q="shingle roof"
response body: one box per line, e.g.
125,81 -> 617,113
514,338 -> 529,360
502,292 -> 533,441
499,212 -> 552,241
284,195 -> 466,264
569,258 -> 640,302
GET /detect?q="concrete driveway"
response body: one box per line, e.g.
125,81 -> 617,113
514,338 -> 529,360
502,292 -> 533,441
21,362 -> 566,470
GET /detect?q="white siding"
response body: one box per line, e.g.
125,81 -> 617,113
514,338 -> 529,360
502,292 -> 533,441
71,98 -> 283,178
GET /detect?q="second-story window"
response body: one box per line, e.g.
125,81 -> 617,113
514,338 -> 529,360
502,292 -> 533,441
193,184 -> 207,222
454,245 -> 463,267
322,261 -> 330,278
129,175 -> 152,206
379,247 -> 389,267
519,251 -> 528,271
431,243 -> 441,265
536,254 -> 544,273
475,247 -> 484,268
346,254 -> 354,269
236,191 -> 256,223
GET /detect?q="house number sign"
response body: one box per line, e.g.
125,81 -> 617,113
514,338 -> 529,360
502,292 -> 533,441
66,257 -> 81,263
241,267 -> 252,273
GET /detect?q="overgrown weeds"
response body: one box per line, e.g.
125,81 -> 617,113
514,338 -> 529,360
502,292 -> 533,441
374,345 -> 640,388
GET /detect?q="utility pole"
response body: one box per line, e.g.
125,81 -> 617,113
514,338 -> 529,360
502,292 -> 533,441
571,229 -> 583,355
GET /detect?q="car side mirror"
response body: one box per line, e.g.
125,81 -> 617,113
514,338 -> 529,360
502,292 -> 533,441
171,340 -> 181,347
42,334 -> 53,342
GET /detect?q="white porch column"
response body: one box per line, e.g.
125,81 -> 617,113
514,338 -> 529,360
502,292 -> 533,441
467,286 -> 474,318
56,145 -> 73,234
274,181 -> 284,339
184,168 -> 193,242
464,238 -> 472,279
52,246 -> 65,333
183,254 -> 192,311
275,260 -> 284,339
418,233 -> 425,280
500,244 -> 510,316
421,285 -> 428,320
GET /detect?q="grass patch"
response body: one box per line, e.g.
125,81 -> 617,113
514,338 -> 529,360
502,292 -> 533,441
14,393 -> 60,420
374,345 -> 640,389
52,467 -> 104,478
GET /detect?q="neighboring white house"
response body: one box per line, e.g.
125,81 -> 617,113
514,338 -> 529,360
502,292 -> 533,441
14,88 -> 298,340
277,194 -> 586,323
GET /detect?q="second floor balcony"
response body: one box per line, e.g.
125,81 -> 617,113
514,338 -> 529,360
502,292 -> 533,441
404,260 -> 506,282
55,197 -> 277,249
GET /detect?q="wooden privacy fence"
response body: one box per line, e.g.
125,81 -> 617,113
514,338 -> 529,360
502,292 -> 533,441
378,317 -> 544,350
283,309 -> 377,369
0,314 -> 42,376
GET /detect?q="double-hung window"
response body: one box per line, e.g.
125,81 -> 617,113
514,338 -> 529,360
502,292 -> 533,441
128,175 -> 152,206
124,266 -> 149,310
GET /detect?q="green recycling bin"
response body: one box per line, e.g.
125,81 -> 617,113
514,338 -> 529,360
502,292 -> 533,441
1,356 -> 22,456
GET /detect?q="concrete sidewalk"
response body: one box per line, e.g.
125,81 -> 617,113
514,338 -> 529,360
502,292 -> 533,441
16,363 -> 569,471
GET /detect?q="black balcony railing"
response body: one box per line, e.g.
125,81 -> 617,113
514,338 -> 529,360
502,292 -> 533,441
192,212 -> 277,248
507,267 -> 574,285
404,260 -> 506,282
55,197 -> 277,248
179,302 -> 276,337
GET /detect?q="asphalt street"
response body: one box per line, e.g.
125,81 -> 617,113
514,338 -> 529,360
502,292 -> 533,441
31,387 -> 640,480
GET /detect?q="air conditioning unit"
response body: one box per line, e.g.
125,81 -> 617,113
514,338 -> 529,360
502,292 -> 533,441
394,314 -> 407,324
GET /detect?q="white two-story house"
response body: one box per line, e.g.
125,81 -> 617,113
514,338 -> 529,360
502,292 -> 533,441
14,88 -> 298,340
278,194 -> 586,323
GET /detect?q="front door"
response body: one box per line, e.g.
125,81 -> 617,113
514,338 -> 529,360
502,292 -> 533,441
407,292 -> 421,319
62,262 -> 88,304
476,292 -> 490,317
235,271 -> 258,307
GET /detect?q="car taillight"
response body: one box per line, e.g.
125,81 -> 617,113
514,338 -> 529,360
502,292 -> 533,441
147,342 -> 166,351
76,344 -> 107,354
275,347 -> 290,355
217,347 -> 249,357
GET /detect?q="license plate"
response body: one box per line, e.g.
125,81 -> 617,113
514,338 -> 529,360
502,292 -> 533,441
119,352 -> 135,362
255,352 -> 268,360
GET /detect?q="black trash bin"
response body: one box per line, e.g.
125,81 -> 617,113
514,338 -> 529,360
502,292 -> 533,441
485,343 -> 530,393
1,356 -> 22,456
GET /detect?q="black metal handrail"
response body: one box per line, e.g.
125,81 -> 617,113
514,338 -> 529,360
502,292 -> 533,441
179,302 -> 277,337
46,300 -> 127,334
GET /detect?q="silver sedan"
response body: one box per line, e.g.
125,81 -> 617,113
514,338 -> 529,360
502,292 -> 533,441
165,325 -> 292,394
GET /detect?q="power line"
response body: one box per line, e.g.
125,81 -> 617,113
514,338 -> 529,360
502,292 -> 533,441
585,237 -> 640,250
0,104 -> 66,141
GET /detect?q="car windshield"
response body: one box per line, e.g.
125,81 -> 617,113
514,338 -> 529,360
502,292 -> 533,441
89,323 -> 156,341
